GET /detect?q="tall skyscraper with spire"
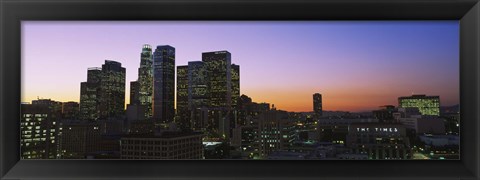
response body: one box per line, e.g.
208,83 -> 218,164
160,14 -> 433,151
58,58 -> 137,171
137,44 -> 153,118
153,45 -> 175,125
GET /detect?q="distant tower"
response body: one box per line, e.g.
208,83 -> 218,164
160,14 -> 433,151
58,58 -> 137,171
313,93 -> 323,118
153,45 -> 175,124
398,94 -> 440,116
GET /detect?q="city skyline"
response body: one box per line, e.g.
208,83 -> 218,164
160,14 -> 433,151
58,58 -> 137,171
22,21 -> 459,112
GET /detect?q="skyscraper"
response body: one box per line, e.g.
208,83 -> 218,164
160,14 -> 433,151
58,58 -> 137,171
176,65 -> 189,129
202,51 -> 232,109
137,44 -> 153,118
231,64 -> 240,109
79,60 -> 126,120
398,94 -> 440,116
80,67 -> 102,120
313,93 -> 323,118
202,51 -> 232,139
99,60 -> 126,119
188,61 -> 208,131
153,45 -> 175,124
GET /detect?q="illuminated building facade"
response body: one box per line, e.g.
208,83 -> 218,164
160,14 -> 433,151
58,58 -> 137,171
239,125 -> 260,159
231,64 -> 240,108
188,61 -> 208,131
120,131 -> 204,159
99,60 -> 126,119
21,104 -> 59,159
79,60 -> 126,120
153,45 -> 175,124
257,110 -> 291,157
346,123 -> 411,160
313,93 -> 322,118
80,67 -> 102,120
202,51 -> 232,139
176,65 -> 190,129
137,44 -> 154,118
398,94 -> 440,116
202,51 -> 232,109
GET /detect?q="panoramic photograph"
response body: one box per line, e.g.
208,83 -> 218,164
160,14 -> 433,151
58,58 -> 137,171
20,21 -> 459,160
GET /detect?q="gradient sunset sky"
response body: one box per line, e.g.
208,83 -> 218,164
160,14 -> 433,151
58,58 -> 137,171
21,21 -> 459,112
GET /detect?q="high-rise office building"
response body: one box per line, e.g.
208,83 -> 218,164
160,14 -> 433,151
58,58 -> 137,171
21,103 -> 59,159
130,81 -> 140,105
202,51 -> 232,109
313,93 -> 323,118
99,60 -> 126,119
79,60 -> 126,120
80,67 -> 102,120
153,45 -> 175,124
202,51 -> 232,139
175,52 -> 240,138
231,64 -> 240,108
187,61 -> 208,131
398,94 -> 440,116
176,65 -> 189,129
137,44 -> 154,118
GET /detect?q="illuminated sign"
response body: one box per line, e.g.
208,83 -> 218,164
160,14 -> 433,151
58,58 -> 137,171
203,141 -> 222,146
356,127 -> 398,133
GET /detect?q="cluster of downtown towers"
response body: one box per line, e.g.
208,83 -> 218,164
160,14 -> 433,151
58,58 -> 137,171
80,44 -> 240,139
22,44 -> 459,160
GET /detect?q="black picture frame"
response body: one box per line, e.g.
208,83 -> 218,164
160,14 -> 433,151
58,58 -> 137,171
1,0 -> 479,179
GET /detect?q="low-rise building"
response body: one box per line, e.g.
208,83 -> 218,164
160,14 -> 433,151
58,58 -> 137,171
346,123 -> 411,160
120,131 -> 203,159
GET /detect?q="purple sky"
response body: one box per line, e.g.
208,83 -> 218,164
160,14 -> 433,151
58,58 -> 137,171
21,21 -> 459,112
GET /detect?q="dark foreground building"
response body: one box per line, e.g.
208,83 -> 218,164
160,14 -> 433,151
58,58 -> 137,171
120,131 -> 203,159
346,123 -> 412,160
